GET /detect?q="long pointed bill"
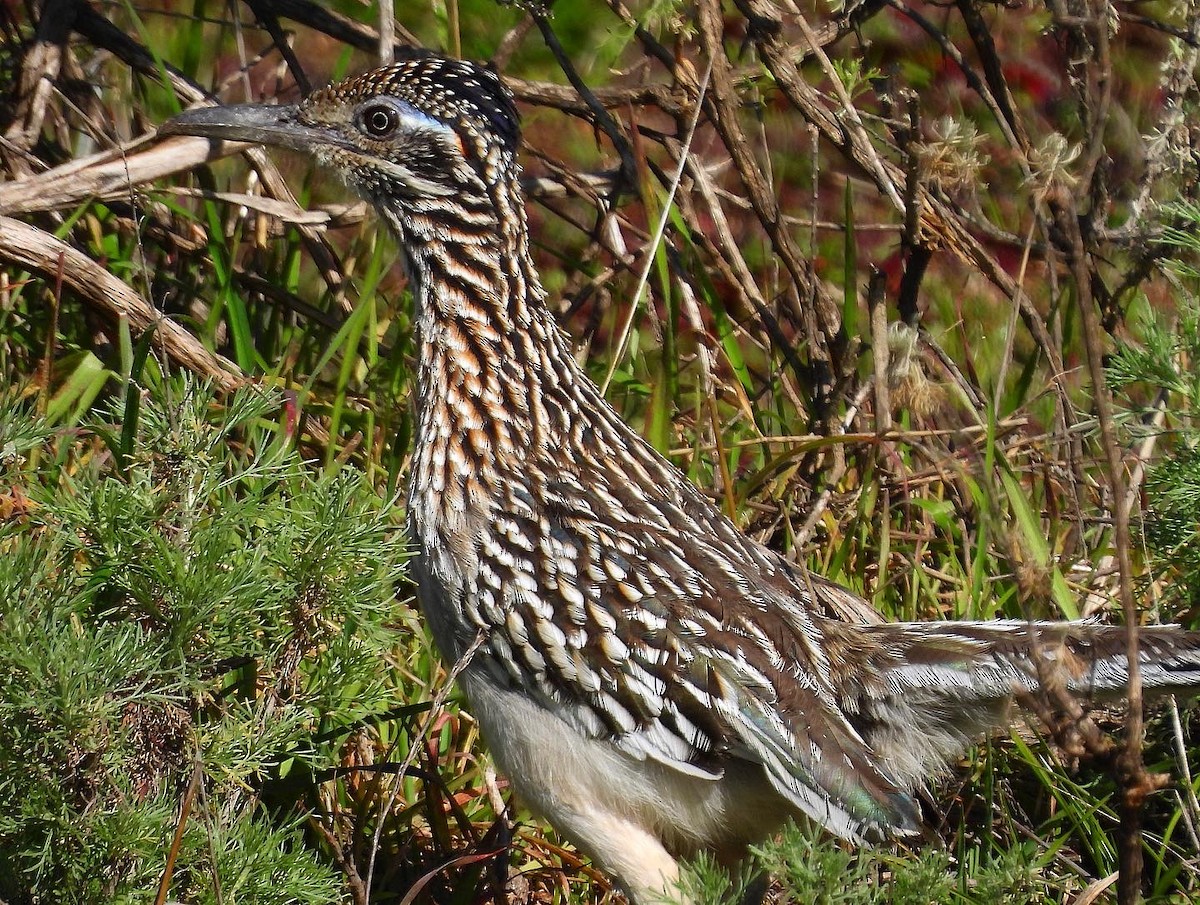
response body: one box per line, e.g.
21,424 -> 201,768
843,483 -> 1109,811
159,103 -> 335,153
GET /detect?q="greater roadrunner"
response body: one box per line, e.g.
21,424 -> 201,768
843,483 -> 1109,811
162,56 -> 1200,904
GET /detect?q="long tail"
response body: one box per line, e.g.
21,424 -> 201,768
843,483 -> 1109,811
830,620 -> 1200,791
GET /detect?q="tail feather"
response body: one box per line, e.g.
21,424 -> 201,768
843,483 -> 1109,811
826,620 -> 1200,790
873,620 -> 1200,697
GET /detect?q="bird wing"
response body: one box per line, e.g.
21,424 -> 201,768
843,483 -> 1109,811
470,469 -> 921,839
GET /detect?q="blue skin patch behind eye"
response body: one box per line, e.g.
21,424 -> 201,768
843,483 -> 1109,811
393,99 -> 452,134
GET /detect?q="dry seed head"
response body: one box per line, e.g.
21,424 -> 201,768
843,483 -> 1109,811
916,116 -> 989,192
1027,132 -> 1081,199
887,322 -> 943,418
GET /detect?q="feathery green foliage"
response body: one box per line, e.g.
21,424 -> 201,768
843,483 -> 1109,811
675,823 -> 1063,905
0,375 -> 411,904
1112,202 -> 1200,620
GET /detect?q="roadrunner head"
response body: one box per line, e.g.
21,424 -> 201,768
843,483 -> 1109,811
162,55 -> 540,329
161,55 -> 521,205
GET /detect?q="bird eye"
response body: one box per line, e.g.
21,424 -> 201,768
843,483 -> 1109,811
359,103 -> 399,138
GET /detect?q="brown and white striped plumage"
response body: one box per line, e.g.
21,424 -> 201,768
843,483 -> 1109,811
162,56 -> 1200,904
